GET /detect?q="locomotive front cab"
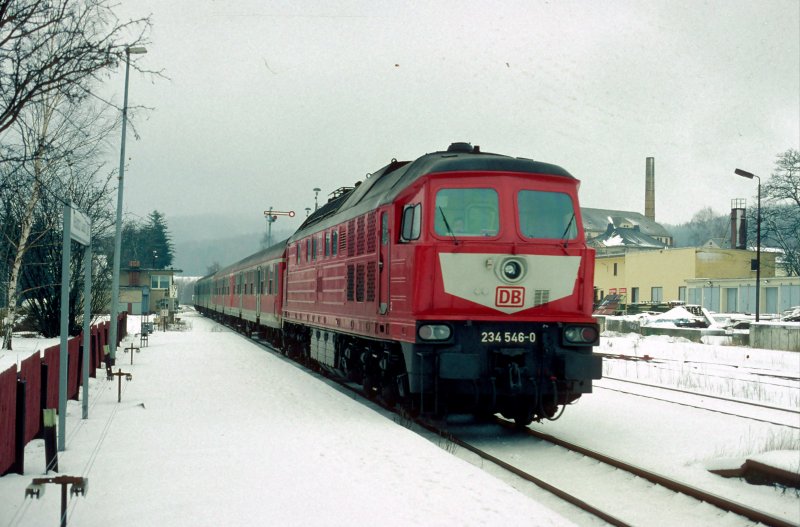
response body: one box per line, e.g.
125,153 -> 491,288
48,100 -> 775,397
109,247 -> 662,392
397,169 -> 601,424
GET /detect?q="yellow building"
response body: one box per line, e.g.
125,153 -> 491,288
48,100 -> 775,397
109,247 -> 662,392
594,247 -> 778,307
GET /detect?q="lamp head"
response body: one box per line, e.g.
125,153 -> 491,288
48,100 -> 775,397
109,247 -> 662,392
25,483 -> 45,499
70,478 -> 88,497
735,168 -> 755,179
126,46 -> 148,55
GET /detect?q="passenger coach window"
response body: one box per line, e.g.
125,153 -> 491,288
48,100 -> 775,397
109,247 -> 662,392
518,190 -> 577,240
434,188 -> 498,236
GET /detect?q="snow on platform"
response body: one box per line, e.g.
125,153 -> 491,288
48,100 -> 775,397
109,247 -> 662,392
0,310 -> 574,527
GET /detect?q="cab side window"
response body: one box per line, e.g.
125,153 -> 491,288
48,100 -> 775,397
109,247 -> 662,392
400,203 -> 421,242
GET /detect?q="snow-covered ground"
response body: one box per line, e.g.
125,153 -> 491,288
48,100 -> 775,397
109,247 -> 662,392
1,310 -> 798,526
1,311 -> 573,527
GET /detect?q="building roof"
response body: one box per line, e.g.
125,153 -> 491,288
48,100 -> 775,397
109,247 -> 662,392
122,267 -> 183,274
581,207 -> 672,240
587,225 -> 667,249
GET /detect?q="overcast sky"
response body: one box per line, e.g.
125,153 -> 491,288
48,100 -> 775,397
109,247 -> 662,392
112,0 -> 799,233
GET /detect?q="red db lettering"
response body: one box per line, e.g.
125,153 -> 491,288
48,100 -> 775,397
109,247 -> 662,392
496,287 -> 525,308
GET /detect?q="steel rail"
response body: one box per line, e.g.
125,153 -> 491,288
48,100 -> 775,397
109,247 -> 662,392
598,353 -> 799,388
508,420 -> 799,527
222,322 -> 634,526
411,417 -> 633,527
595,380 -> 800,430
601,375 -> 800,414
209,313 -> 798,527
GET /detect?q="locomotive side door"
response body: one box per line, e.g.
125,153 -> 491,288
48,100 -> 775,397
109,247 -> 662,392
378,210 -> 390,314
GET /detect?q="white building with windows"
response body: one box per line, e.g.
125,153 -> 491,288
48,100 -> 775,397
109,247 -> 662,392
117,261 -> 182,316
685,276 -> 800,316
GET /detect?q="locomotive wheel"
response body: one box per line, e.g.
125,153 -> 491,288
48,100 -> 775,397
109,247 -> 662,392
513,405 -> 535,428
341,345 -> 364,383
381,379 -> 399,408
473,407 -> 498,423
363,374 -> 379,399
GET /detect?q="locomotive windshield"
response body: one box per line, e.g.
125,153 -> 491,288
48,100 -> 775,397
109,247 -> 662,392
434,188 -> 499,236
518,190 -> 577,240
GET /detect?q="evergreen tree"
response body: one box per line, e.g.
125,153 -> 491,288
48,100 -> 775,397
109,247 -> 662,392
121,211 -> 174,269
120,219 -> 145,265
145,210 -> 174,269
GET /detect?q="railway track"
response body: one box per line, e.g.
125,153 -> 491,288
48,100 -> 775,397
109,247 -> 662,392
438,418 -> 799,527
595,377 -> 800,429
599,352 -> 800,389
214,315 -> 799,527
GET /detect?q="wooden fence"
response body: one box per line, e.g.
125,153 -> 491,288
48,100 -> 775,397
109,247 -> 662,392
0,314 -> 127,475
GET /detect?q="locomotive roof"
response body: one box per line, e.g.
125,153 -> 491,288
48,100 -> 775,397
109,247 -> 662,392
293,143 -> 574,239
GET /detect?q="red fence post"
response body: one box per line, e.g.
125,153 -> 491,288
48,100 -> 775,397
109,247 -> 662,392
90,327 -> 99,378
68,337 -> 80,400
13,377 -> 26,474
43,346 -> 60,410
0,366 -> 17,475
19,354 -> 42,444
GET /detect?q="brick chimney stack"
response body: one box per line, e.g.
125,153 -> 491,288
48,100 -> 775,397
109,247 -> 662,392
645,157 -> 655,221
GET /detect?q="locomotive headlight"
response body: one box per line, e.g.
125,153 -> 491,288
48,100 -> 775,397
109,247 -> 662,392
503,261 -> 521,279
497,257 -> 526,283
419,324 -> 452,341
563,325 -> 599,345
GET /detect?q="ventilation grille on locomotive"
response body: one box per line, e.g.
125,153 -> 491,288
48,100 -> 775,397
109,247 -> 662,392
346,264 -> 355,301
533,289 -> 550,306
347,219 -> 356,257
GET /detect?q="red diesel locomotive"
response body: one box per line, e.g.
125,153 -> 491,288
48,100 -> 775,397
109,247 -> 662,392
195,143 -> 601,425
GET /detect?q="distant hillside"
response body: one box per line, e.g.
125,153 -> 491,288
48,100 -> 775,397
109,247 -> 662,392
168,213 -> 295,275
174,235 -> 261,276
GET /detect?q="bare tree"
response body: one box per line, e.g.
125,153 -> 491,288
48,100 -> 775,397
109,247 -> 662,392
0,0 -> 150,136
206,262 -> 221,275
1,87 -> 116,348
1,0 -> 153,347
760,149 -> 800,276
686,207 -> 729,247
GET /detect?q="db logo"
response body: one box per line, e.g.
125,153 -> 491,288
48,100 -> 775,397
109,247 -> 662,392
495,286 -> 525,308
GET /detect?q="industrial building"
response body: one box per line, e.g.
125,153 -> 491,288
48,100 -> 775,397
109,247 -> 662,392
585,157 -> 798,316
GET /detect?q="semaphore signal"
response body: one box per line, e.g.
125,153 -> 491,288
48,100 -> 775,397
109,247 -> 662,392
264,207 -> 295,248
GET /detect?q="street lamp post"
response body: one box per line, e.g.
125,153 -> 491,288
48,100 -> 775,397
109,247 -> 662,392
734,168 -> 761,322
109,46 -> 147,365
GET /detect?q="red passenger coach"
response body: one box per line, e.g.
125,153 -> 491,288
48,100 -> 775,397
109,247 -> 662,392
195,242 -> 287,344
277,143 -> 601,425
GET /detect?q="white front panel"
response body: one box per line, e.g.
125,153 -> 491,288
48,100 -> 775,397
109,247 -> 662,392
438,253 -> 581,314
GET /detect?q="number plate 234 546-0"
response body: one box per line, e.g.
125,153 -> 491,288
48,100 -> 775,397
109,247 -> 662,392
480,331 -> 536,344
